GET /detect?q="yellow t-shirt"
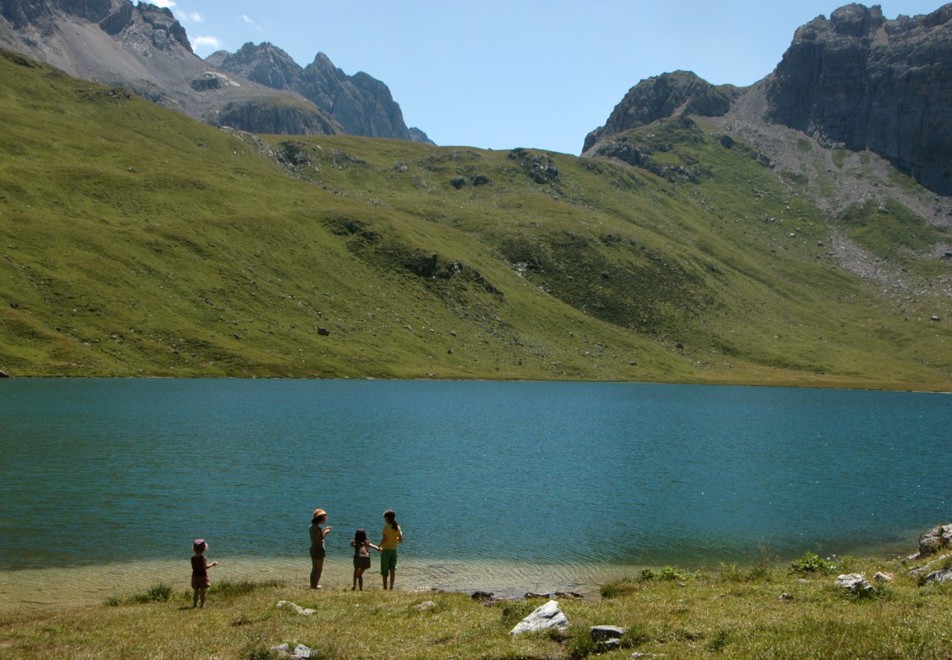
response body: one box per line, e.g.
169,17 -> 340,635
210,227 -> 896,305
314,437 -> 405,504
381,524 -> 402,550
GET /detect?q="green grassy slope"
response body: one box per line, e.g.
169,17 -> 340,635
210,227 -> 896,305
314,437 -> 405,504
1,49 -> 950,387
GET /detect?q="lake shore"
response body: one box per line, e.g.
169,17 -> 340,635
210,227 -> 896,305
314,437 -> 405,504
2,551 -> 951,658
0,556 -> 648,614
0,531 -> 923,615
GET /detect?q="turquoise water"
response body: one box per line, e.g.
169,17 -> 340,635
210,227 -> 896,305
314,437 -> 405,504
1,379 -> 949,575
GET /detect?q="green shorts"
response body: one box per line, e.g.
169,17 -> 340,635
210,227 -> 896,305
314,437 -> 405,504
380,549 -> 398,575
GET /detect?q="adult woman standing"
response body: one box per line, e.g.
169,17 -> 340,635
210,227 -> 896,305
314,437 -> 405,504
309,508 -> 332,589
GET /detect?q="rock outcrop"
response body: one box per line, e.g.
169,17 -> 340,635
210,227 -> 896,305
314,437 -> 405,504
765,3 -> 952,195
408,126 -> 433,144
583,70 -> 739,153
2,0 -> 116,30
835,573 -> 875,596
212,43 -> 417,142
99,1 -> 190,52
210,97 -> 342,136
908,522 -> 952,559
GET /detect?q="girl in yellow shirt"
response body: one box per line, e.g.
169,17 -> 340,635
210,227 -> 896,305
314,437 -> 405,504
378,509 -> 403,590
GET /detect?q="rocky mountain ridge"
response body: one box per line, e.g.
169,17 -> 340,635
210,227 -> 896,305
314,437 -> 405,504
0,0 -> 427,141
585,3 -> 952,199
3,0 -> 949,196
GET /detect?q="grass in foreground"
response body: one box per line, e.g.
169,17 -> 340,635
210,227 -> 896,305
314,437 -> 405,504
2,555 -> 951,659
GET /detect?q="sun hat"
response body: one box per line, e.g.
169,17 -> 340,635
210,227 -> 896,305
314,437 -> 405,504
313,508 -> 327,518
193,538 -> 207,551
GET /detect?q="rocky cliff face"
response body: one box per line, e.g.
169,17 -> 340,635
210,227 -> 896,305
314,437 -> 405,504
213,43 -> 414,141
765,3 -> 952,195
583,71 -> 739,153
100,1 -> 190,52
205,42 -> 299,91
2,0 -> 115,29
210,97 -> 343,136
584,4 -> 952,198
1,0 -> 190,53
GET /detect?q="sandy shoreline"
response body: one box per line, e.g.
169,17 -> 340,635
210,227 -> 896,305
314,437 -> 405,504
1,533 -> 922,614
0,556 -> 644,613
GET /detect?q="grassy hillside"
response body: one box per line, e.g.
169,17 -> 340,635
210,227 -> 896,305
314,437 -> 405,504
1,49 -> 950,387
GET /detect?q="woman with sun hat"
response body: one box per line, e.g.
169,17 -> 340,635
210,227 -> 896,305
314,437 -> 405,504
309,508 -> 332,589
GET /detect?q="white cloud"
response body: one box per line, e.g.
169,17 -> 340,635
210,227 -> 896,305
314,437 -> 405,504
241,14 -> 261,29
149,1 -> 201,24
192,35 -> 223,51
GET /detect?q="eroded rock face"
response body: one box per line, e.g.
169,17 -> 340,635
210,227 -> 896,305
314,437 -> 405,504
2,0 -> 114,29
2,0 -> 189,51
208,42 -> 300,91
765,3 -> 952,195
214,44 -> 412,141
210,98 -> 342,136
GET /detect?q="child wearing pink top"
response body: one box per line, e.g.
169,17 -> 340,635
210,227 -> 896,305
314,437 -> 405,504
191,539 -> 218,608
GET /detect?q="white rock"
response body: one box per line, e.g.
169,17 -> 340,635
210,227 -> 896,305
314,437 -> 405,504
271,643 -> 313,658
835,573 -> 874,595
509,599 -> 568,635
922,569 -> 952,584
276,600 -> 315,616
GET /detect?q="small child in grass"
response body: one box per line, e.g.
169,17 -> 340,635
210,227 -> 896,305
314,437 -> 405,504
191,538 -> 218,608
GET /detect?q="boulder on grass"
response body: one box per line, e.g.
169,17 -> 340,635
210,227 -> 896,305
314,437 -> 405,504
275,600 -> 315,616
921,569 -> 952,585
591,625 -> 626,649
835,573 -> 874,596
910,524 -> 952,560
509,599 -> 568,635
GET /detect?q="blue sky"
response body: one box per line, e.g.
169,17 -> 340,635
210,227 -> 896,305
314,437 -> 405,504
152,1 -> 944,155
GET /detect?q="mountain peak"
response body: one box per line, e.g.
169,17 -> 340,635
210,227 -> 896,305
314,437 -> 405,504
214,44 -> 412,140
583,70 -> 738,153
215,41 -> 302,90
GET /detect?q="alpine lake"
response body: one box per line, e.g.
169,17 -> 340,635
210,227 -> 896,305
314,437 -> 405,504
1,378 -> 949,610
